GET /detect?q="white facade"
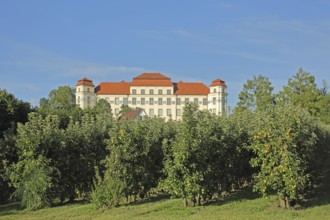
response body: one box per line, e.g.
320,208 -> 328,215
75,73 -> 227,120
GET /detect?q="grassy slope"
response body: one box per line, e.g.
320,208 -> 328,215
1,187 -> 330,220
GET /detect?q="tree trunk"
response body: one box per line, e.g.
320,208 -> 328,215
191,197 -> 196,206
285,196 -> 291,208
278,194 -> 291,208
183,198 -> 188,207
197,193 -> 201,206
279,194 -> 285,208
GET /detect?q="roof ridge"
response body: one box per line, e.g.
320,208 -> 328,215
134,72 -> 171,80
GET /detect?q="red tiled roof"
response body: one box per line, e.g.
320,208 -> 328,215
211,79 -> 227,87
119,108 -> 145,121
134,73 -> 170,80
132,73 -> 173,86
95,82 -> 131,95
174,82 -> 210,95
76,78 -> 95,87
79,73 -> 222,96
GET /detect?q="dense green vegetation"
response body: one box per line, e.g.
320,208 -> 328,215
0,68 -> 329,218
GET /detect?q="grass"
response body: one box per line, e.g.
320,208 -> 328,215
1,186 -> 330,220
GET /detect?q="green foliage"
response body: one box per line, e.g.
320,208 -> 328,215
58,112 -> 111,201
276,68 -> 322,117
40,86 -> 76,110
84,99 -> 113,117
9,156 -> 53,210
318,81 -> 330,125
0,89 -> 32,204
38,86 -> 82,128
236,74 -> 274,112
8,113 -> 62,210
92,117 -> 167,207
0,129 -> 17,204
0,89 -> 32,138
161,103 -> 203,205
248,105 -> 328,207
119,104 -> 133,115
218,110 -> 258,190
161,104 -> 256,206
91,168 -> 125,208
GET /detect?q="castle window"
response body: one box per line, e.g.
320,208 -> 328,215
213,97 -> 216,105
132,98 -> 136,105
158,89 -> 163,95
141,98 -> 145,105
176,98 -> 181,105
167,89 -> 171,95
149,109 -> 154,117
176,109 -> 182,116
149,89 -> 154,95
167,109 -> 171,116
158,109 -> 163,116
149,98 -> 154,105
132,89 -> 136,94
158,98 -> 162,105
194,98 -> 198,105
203,98 -> 207,105
167,98 -> 171,105
213,88 -> 216,93
123,98 -> 128,105
185,98 -> 189,104
115,108 -> 119,115
115,98 -> 119,105
141,89 -> 145,95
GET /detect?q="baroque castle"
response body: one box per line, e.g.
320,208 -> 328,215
75,73 -> 227,120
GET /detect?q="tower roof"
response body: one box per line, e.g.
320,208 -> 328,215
211,78 -> 227,87
76,77 -> 95,87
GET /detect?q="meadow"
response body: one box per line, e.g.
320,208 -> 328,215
1,183 -> 330,220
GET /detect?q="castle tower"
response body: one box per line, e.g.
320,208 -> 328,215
75,78 -> 96,109
208,79 -> 227,115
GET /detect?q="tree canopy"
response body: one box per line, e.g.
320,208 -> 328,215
236,74 -> 274,112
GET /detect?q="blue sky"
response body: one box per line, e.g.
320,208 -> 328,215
1,0 -> 329,108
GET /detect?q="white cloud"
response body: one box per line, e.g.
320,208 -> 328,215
0,38 -> 151,80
